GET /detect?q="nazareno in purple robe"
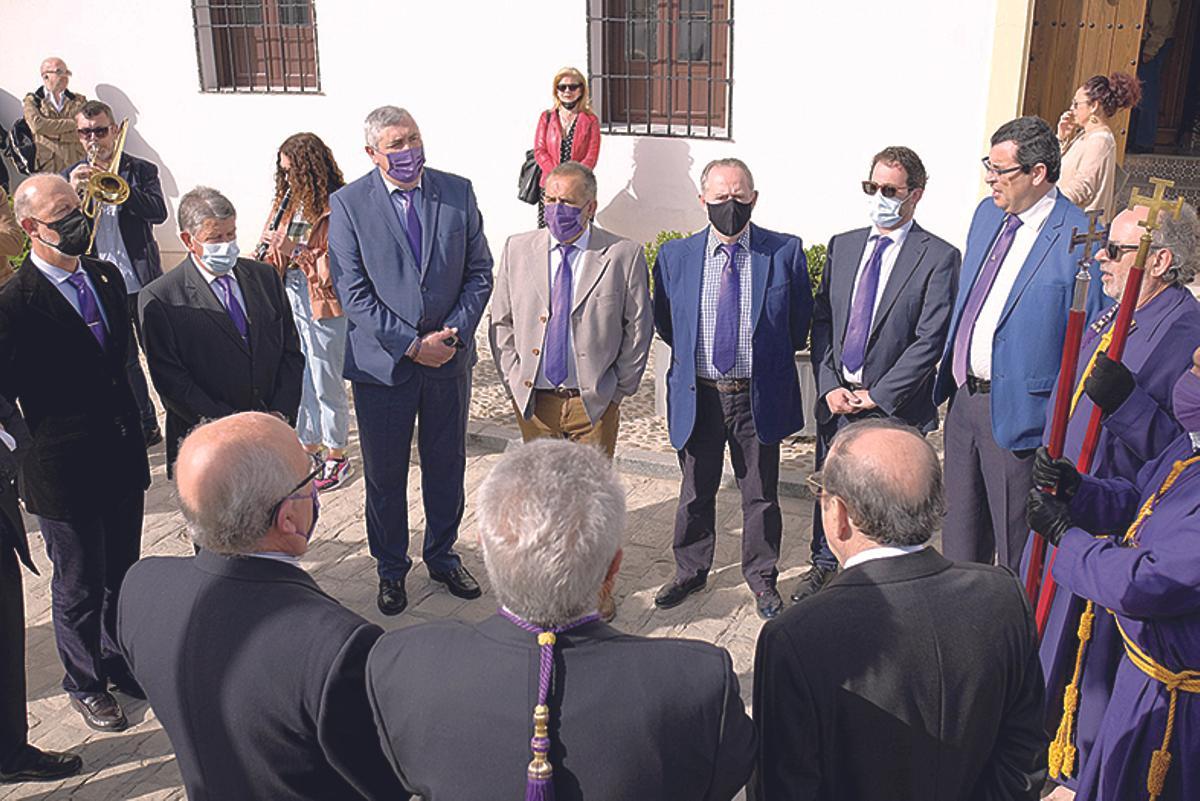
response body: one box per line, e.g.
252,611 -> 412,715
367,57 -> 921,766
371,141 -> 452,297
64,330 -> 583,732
1019,285 -> 1200,787
1053,433 -> 1200,801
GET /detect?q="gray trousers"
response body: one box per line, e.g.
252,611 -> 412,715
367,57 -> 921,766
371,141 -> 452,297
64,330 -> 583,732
941,388 -> 1035,569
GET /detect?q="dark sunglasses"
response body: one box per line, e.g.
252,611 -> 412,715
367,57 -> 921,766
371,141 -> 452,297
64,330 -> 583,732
267,464 -> 321,524
1102,242 -> 1164,261
557,83 -> 583,92
77,126 -> 111,138
861,181 -> 909,199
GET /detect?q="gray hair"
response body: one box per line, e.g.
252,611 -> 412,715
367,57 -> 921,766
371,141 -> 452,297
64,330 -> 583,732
477,440 -> 624,627
546,161 -> 597,203
363,105 -> 414,148
991,116 -> 1061,183
822,419 -> 945,547
1152,201 -> 1200,287
11,172 -> 71,222
178,431 -> 297,554
177,186 -> 236,235
700,157 -> 755,192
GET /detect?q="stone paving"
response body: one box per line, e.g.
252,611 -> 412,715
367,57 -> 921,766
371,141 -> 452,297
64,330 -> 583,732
2,393 -> 822,800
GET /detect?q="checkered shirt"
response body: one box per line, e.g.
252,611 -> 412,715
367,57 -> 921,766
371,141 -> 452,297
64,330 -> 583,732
696,226 -> 754,379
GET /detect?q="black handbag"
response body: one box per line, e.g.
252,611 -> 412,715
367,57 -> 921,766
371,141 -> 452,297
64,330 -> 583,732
518,112 -> 549,205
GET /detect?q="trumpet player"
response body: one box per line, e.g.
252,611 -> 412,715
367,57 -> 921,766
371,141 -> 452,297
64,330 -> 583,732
64,101 -> 167,448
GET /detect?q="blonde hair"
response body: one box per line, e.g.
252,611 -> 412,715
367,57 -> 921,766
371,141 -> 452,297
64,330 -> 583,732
550,67 -> 592,115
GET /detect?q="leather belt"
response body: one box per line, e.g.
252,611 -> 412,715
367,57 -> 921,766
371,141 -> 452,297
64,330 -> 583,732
965,376 -> 991,395
537,387 -> 581,398
698,377 -> 750,394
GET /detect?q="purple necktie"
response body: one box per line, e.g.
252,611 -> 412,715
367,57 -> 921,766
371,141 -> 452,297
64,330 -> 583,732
66,271 -> 107,350
213,274 -> 249,341
841,235 -> 892,374
712,242 -> 743,375
543,244 -> 575,386
951,213 -> 1024,386
395,189 -> 423,264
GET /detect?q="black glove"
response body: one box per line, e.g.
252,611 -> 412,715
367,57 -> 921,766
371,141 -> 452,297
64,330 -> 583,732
1085,353 -> 1135,414
1027,489 -> 1072,546
1032,446 -> 1081,500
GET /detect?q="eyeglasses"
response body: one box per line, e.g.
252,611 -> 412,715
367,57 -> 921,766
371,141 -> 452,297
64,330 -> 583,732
267,465 -> 321,525
76,126 -> 111,139
556,83 -> 583,92
1103,242 -> 1139,260
980,157 -> 1029,177
861,180 -> 910,199
42,69 -> 69,78
806,472 -> 826,498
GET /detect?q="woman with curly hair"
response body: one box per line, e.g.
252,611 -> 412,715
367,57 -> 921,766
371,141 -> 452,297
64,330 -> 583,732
259,132 -> 352,491
1057,72 -> 1142,215
533,66 -> 601,227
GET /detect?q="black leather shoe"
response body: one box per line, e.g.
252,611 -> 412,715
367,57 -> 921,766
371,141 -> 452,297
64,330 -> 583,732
108,668 -> 146,700
755,587 -> 785,620
789,563 -> 837,603
428,565 -> 482,599
69,691 -> 127,732
654,573 -> 708,609
0,745 -> 83,783
143,426 -> 163,448
377,578 -> 408,616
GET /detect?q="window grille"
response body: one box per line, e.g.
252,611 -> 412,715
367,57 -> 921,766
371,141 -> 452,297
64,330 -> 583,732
192,0 -> 321,93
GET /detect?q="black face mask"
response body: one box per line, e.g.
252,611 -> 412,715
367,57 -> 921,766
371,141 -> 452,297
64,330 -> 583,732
707,199 -> 753,238
561,98 -> 580,110
39,209 -> 92,257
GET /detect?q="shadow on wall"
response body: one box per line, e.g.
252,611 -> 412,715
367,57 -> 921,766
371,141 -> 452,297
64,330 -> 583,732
596,137 -> 707,245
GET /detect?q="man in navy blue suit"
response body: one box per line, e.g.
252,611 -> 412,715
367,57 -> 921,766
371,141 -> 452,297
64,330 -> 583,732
652,158 -> 812,620
328,106 -> 493,616
934,116 -> 1104,570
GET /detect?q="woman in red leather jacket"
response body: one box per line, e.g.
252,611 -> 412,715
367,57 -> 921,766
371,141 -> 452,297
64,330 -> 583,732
534,66 -> 601,227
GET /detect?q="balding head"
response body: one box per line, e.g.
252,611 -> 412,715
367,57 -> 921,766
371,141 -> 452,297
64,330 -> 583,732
176,412 -> 316,555
819,419 -> 944,559
14,174 -> 83,265
40,57 -> 70,95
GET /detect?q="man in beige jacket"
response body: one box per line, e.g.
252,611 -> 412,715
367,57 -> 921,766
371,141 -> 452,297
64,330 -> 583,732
490,161 -> 653,459
0,188 -> 24,288
23,58 -> 88,173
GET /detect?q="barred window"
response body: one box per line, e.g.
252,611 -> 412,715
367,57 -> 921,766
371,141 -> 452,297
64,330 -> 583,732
587,0 -> 733,139
191,0 -> 321,93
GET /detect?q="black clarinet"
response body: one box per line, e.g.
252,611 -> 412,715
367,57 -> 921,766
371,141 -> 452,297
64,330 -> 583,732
254,186 -> 292,261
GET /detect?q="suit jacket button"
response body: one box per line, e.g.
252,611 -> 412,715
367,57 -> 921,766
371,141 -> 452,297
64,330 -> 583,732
524,380 -> 533,388
539,315 -> 547,323
689,385 -> 695,391
532,348 -> 540,355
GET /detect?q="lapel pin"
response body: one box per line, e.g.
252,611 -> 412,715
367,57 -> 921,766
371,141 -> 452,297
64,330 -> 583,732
100,274 -> 109,283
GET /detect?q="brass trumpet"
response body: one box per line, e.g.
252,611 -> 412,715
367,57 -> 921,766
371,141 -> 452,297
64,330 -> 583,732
80,118 -> 131,252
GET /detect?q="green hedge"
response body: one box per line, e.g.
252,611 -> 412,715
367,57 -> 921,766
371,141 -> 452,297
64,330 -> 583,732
643,229 -> 827,300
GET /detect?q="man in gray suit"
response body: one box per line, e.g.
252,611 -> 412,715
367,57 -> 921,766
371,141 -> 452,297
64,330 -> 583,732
490,161 -> 653,459
793,146 -> 960,602
366,439 -> 755,801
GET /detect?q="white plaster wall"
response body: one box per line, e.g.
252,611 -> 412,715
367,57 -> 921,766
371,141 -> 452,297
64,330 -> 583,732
0,0 -> 999,263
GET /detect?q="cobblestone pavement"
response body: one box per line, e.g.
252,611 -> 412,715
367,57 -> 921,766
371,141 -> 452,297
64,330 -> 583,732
2,394 -> 820,800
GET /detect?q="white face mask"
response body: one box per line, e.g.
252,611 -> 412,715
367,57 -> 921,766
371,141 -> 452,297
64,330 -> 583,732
198,240 -> 239,275
867,191 -> 906,229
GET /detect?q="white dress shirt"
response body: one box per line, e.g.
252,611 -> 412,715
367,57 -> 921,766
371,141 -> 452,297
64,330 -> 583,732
968,187 -> 1058,380
30,250 -> 111,329
843,543 -> 926,570
535,226 -> 592,389
248,552 -> 302,568
192,254 -> 247,311
842,218 -> 914,384
0,429 -> 15,452
95,203 -> 139,293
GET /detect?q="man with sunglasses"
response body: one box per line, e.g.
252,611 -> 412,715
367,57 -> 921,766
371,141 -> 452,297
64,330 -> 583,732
795,146 -> 960,602
64,100 -> 168,448
1022,202 -> 1200,799
117,412 -> 404,800
21,57 -> 87,173
1,174 -> 150,732
934,116 -> 1106,571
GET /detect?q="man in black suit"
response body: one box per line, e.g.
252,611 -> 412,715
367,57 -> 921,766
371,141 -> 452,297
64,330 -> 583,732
794,146 -> 960,602
117,412 -> 404,800
1,174 -> 151,731
65,100 -> 168,447
752,419 -> 1045,801
367,440 -> 755,801
0,395 -> 83,784
139,186 -> 303,475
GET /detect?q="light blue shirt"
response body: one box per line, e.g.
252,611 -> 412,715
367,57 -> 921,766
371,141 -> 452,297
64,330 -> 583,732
380,172 -> 424,242
191,254 -> 247,312
30,250 -> 111,330
95,203 -> 139,293
535,225 -> 591,389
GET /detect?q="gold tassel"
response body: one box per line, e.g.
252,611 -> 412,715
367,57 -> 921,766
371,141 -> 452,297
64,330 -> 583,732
1048,602 -> 1095,779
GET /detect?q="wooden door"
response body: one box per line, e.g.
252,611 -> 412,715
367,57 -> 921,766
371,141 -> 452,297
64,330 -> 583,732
1153,0 -> 1199,146
1022,0 -> 1149,162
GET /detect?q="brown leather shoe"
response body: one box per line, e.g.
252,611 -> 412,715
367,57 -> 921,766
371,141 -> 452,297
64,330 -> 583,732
69,691 -> 128,732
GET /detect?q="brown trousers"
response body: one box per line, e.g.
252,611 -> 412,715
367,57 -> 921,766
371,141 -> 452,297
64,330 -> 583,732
513,393 -> 620,460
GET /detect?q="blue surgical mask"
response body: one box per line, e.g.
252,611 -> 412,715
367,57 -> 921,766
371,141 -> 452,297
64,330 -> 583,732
867,191 -> 906,229
199,240 -> 239,275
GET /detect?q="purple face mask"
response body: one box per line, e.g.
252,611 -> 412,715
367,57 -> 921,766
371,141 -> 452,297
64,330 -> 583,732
1173,369 -> 1200,432
384,145 -> 425,184
545,202 -> 586,243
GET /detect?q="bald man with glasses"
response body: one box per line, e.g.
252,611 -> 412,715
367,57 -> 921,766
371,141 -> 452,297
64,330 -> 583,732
22,58 -> 87,173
